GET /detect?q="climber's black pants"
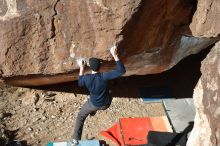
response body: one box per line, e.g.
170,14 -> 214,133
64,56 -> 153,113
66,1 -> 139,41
72,99 -> 110,140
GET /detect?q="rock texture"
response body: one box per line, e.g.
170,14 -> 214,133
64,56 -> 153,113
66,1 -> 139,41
0,0 -> 217,86
190,0 -> 220,37
187,0 -> 220,145
187,41 -> 220,146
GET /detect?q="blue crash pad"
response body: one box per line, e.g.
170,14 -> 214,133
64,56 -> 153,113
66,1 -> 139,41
47,140 -> 100,146
139,86 -> 173,102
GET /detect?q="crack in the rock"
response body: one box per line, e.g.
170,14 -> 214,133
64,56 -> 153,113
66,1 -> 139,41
202,0 -> 213,24
50,0 -> 61,39
4,37 -> 24,56
207,0 -> 213,14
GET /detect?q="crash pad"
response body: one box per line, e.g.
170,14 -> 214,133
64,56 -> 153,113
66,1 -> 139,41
47,140 -> 100,146
163,98 -> 195,133
147,131 -> 187,146
100,117 -> 172,146
139,86 -> 173,102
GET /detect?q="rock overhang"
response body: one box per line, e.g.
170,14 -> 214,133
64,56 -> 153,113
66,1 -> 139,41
0,0 -> 219,86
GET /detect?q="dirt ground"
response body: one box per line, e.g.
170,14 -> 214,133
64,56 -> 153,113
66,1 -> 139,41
0,83 -> 165,146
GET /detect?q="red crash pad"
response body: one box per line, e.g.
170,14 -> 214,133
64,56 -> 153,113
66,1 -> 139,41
100,117 -> 172,146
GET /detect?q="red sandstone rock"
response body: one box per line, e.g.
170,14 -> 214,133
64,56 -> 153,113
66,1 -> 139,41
0,0 -> 217,86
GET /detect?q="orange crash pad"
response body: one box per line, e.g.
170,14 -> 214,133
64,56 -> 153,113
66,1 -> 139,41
100,116 -> 172,146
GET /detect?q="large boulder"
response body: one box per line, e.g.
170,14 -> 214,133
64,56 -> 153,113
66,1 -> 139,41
187,41 -> 220,146
0,0 -> 217,86
190,0 -> 220,37
187,0 -> 220,145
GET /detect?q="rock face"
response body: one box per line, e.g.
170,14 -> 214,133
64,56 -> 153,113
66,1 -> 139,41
187,41 -> 220,146
190,0 -> 220,37
187,0 -> 220,145
0,0 -> 217,86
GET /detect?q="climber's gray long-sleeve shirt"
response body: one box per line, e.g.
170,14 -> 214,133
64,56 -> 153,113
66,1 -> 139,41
78,60 -> 126,107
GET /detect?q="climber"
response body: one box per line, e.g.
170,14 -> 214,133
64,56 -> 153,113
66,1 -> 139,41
71,45 -> 126,145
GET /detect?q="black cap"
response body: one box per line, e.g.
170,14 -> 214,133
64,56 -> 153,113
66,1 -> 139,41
89,58 -> 101,71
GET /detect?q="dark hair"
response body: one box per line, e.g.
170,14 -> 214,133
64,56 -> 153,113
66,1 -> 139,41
89,58 -> 101,71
